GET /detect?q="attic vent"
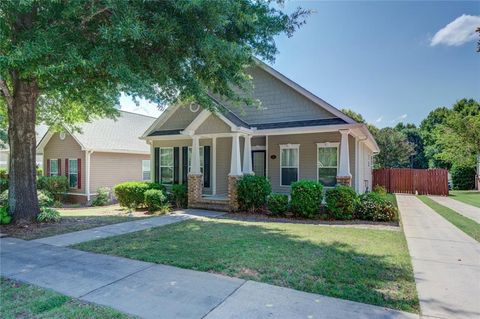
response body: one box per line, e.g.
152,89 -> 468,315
189,103 -> 200,113
59,132 -> 66,140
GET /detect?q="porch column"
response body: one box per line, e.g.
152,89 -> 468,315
191,135 -> 201,174
242,135 -> 253,175
337,129 -> 352,186
188,135 -> 202,207
228,133 -> 242,212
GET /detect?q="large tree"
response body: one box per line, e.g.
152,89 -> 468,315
0,0 -> 308,222
394,123 -> 427,169
374,127 -> 415,168
420,106 -> 451,168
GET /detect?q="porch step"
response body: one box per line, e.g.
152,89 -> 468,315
190,198 -> 230,212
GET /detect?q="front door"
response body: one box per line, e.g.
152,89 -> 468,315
252,151 -> 266,177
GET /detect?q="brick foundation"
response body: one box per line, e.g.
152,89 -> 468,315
187,174 -> 203,207
228,175 -> 241,212
336,176 -> 352,187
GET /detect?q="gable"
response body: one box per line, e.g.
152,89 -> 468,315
195,114 -> 232,134
155,105 -> 201,131
226,66 -> 338,125
44,132 -> 83,155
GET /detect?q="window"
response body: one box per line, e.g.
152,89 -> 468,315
50,159 -> 58,176
142,160 -> 151,181
68,159 -> 78,188
280,145 -> 299,186
317,143 -> 339,187
188,146 -> 204,173
160,148 -> 174,184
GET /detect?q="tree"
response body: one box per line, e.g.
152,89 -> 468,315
0,1 -> 309,222
394,123 -> 428,168
374,128 -> 415,168
420,107 -> 451,168
341,108 -> 366,124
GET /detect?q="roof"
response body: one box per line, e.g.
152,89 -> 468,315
39,111 -> 155,154
254,118 -> 347,130
0,124 -> 49,151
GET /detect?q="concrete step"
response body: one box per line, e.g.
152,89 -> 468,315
190,198 -> 229,212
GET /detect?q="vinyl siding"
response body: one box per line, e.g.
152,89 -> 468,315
155,105 -> 201,130
89,152 -> 150,193
195,114 -> 231,134
215,137 -> 231,195
43,132 -> 85,194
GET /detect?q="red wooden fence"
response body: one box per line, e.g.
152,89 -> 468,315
373,168 -> 449,196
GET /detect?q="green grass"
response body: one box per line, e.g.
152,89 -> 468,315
418,195 -> 480,242
74,218 -> 419,313
0,277 -> 132,319
449,190 -> 480,208
386,193 -> 398,208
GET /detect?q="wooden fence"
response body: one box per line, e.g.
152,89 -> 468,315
373,168 -> 449,196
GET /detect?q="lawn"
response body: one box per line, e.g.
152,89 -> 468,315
0,277 -> 132,319
74,218 -> 419,313
418,195 -> 480,242
0,205 -> 150,240
449,190 -> 480,208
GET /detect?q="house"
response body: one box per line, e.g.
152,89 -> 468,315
141,59 -> 379,211
37,111 -> 155,203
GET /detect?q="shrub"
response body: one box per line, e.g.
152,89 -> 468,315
372,185 -> 387,196
356,192 -> 397,222
237,175 -> 272,213
267,193 -> 289,215
451,165 -> 476,190
0,178 -> 8,193
113,181 -> 162,209
37,207 -> 61,223
36,167 -> 43,177
92,187 -> 110,206
0,206 -> 11,224
1,190 -> 53,208
144,189 -> 168,213
325,185 -> 358,220
37,176 -> 68,201
290,180 -> 323,218
171,184 -> 188,208
0,168 -> 7,179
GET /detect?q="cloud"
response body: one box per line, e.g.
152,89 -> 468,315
390,114 -> 407,124
375,116 -> 383,123
431,14 -> 480,47
119,93 -> 163,118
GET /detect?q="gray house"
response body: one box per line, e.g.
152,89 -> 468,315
141,60 -> 379,211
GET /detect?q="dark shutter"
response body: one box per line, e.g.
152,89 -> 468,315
203,146 -> 210,188
182,146 -> 188,184
46,159 -> 50,176
58,159 -> 61,176
64,159 -> 68,178
173,147 -> 179,184
154,147 -> 159,183
77,158 -> 82,189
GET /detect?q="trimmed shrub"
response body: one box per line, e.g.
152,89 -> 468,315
356,192 -> 397,222
144,189 -> 168,213
37,176 -> 68,201
37,207 -> 61,223
290,180 -> 323,218
451,165 -> 476,190
113,181 -> 162,209
1,190 -> 53,208
372,185 -> 387,196
171,184 -> 188,208
0,168 -> 7,179
237,175 -> 272,213
0,178 -> 8,193
92,187 -> 110,206
0,206 -> 11,224
0,190 -> 7,206
36,167 -> 43,177
267,193 -> 289,215
325,185 -> 358,220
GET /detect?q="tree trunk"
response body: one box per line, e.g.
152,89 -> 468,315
7,78 -> 39,223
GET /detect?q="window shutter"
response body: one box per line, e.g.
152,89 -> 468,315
182,146 -> 188,184
58,159 -> 61,176
154,147 -> 159,183
64,159 -> 68,177
173,147 -> 179,184
46,160 -> 50,176
77,158 -> 82,189
203,146 -> 210,188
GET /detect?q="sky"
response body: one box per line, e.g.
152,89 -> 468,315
120,1 -> 480,128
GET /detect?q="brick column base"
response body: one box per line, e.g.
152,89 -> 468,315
336,176 -> 352,187
228,175 -> 241,212
188,174 -> 203,207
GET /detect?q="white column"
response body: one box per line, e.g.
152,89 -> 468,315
242,135 -> 253,175
229,133 -> 242,176
190,135 -> 201,174
338,129 -> 351,177
85,150 -> 92,201
212,137 -> 217,195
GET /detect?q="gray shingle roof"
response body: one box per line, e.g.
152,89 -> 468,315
255,118 -> 346,130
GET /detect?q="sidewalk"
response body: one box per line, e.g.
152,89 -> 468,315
397,194 -> 480,319
428,195 -> 480,223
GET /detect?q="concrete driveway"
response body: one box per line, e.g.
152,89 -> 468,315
397,194 -> 480,319
428,195 -> 480,223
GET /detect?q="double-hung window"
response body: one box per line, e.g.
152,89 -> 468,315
68,159 -> 78,188
50,159 -> 58,176
160,148 -> 174,184
188,146 -> 204,173
317,143 -> 339,187
142,160 -> 151,181
280,144 -> 299,186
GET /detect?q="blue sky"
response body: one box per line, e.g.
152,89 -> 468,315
120,1 -> 480,128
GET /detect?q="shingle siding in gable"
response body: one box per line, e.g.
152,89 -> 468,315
226,67 -> 338,125
195,114 -> 231,134
156,105 -> 201,130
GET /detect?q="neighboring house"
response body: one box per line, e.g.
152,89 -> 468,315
0,124 -> 49,171
141,59 -> 379,211
37,111 -> 155,204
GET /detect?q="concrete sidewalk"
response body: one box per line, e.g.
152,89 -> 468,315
428,195 -> 480,223
1,237 -> 418,319
33,209 -> 224,247
397,194 -> 480,319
